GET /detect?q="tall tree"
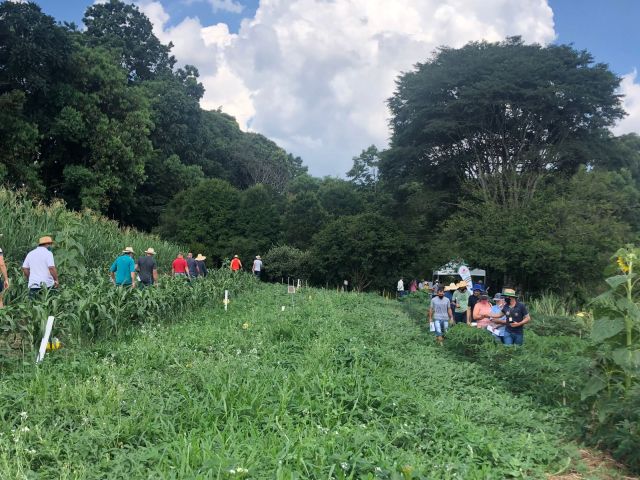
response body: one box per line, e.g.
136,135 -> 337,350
385,37 -> 625,208
83,0 -> 175,81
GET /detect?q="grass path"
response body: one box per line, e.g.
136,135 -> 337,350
0,285 -> 591,479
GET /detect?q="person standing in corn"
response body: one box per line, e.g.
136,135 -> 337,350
110,247 -> 137,288
0,241 -> 9,307
230,254 -> 242,272
136,248 -> 158,288
22,236 -> 59,299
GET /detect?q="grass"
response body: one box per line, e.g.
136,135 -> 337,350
0,284 -> 593,479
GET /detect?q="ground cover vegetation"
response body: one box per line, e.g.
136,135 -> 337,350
0,284 -> 614,479
3,2 -> 640,296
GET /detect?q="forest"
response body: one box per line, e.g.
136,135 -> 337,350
2,0 -> 640,297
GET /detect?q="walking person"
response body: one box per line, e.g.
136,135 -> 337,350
172,252 -> 189,279
397,278 -> 404,299
137,247 -> 158,288
487,293 -> 506,342
489,288 -> 530,346
252,255 -> 263,279
429,286 -> 453,344
472,291 -> 493,329
467,284 -> 483,324
186,252 -> 198,279
0,244 -> 9,308
22,236 -> 59,299
230,254 -> 242,272
451,281 -> 470,324
195,254 -> 208,277
110,247 -> 136,288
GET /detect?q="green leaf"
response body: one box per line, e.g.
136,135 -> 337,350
581,375 -> 607,400
605,275 -> 629,289
611,348 -> 640,372
591,317 -> 625,343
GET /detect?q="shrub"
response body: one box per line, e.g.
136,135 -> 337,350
445,324 -> 496,357
262,244 -> 311,282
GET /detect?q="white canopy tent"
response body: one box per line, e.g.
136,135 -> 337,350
432,262 -> 486,282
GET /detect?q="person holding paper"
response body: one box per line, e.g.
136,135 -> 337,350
489,288 -> 530,345
429,286 -> 453,344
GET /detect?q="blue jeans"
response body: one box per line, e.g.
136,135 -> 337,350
432,319 -> 449,336
504,330 -> 524,345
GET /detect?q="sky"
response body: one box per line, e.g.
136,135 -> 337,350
14,0 -> 640,177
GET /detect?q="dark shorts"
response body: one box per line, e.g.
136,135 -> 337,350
454,311 -> 467,324
29,286 -> 58,300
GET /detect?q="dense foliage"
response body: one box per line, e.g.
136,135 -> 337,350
1,284 -> 590,478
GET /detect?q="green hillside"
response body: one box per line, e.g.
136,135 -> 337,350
0,284 -> 627,479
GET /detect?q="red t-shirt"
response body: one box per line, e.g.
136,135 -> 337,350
172,257 -> 188,274
230,258 -> 242,271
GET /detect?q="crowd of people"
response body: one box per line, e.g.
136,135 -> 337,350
399,278 -> 530,346
0,236 -> 266,307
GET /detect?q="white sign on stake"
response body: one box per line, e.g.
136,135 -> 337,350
36,316 -> 55,364
224,290 -> 229,311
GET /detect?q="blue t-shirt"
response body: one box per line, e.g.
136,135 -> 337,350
502,302 -> 529,334
110,254 -> 135,285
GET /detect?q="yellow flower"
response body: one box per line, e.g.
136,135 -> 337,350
575,312 -> 585,318
242,322 -> 249,330
617,256 -> 630,273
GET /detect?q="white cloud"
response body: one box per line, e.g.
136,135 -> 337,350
208,0 -> 243,14
613,70 -> 640,136
140,0 -> 556,176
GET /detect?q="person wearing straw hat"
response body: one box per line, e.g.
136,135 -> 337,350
230,254 -> 242,272
136,247 -> 158,288
22,236 -> 59,299
443,282 -> 457,303
0,241 -> 9,308
195,254 -> 208,277
489,288 -> 530,345
451,281 -> 470,324
252,255 -> 263,279
110,247 -> 136,288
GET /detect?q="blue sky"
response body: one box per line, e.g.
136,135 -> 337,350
13,0 -> 640,176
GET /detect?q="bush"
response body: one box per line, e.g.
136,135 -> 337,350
445,324 -> 496,357
262,244 -> 311,282
528,314 -> 589,337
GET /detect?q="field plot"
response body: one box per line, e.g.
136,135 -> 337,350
1,285 -> 590,479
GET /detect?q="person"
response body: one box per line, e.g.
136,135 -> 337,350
473,291 -> 493,329
451,281 -> 470,324
252,255 -> 263,278
137,247 -> 158,288
397,278 -> 404,298
487,293 -> 506,342
195,254 -> 208,277
418,280 -> 424,291
22,236 -> 59,299
230,254 -> 242,272
409,279 -> 417,293
110,247 -> 136,288
429,286 -> 453,344
186,252 -> 198,279
172,252 -> 189,278
467,284 -> 483,324
489,288 -> 531,346
444,283 -> 456,303
0,244 -> 9,308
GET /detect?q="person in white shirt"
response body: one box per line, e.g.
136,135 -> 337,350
397,278 -> 404,298
252,255 -> 263,279
22,236 -> 59,299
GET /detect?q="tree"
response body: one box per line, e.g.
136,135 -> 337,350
310,214 -> 405,291
347,145 -> 380,188
384,37 -> 625,208
317,178 -> 366,217
83,0 -> 175,81
283,191 -> 328,249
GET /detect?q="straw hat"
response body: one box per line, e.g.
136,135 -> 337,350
195,254 -> 206,261
144,247 -> 156,255
234,254 -> 239,258
256,255 -> 261,259
502,288 -> 517,298
444,282 -> 457,291
38,236 -> 54,245
122,246 -> 135,254
456,280 -> 468,289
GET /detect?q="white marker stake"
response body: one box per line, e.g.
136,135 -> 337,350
36,316 -> 55,364
224,290 -> 229,311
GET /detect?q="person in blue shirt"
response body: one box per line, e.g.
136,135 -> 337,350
110,247 -> 137,288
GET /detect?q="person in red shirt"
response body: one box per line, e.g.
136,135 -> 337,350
172,253 -> 189,278
230,254 -> 242,271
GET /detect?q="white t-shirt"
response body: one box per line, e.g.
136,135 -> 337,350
253,259 -> 262,271
22,246 -> 55,288
397,280 -> 404,291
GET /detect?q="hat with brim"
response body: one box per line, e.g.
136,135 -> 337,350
502,288 -> 517,298
145,247 -> 156,255
256,255 -> 261,259
444,282 -> 457,291
493,293 -> 503,301
456,280 -> 468,289
38,236 -> 54,245
195,254 -> 206,261
122,246 -> 135,254
234,254 -> 239,258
